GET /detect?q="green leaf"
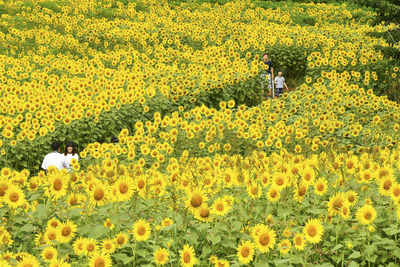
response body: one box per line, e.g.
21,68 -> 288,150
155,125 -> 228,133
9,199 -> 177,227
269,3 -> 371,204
221,238 -> 237,249
231,221 -> 242,231
0,206 -> 9,217
136,249 -> 149,259
291,254 -> 303,264
122,256 -> 135,264
383,227 -> 400,235
254,258 -> 270,267
34,203 -> 49,219
91,225 -> 110,239
215,222 -> 228,232
210,235 -> 221,245
274,259 -> 289,265
392,248 -> 400,259
201,247 -> 212,258
186,229 -> 198,244
78,224 -> 93,236
333,244 -> 344,251
308,208 -> 325,214
20,224 -> 34,233
348,262 -> 358,267
67,208 -> 84,220
348,251 -> 361,259
14,215 -> 24,224
365,254 -> 377,263
365,244 -> 377,257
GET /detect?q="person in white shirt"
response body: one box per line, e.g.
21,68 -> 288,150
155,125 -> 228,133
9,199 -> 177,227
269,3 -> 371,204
274,70 -> 289,98
64,141 -> 79,167
41,141 -> 69,171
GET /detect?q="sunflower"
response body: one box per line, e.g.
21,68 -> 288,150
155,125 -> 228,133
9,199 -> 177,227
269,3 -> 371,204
0,259 -> 11,267
114,177 -> 135,201
356,204 -> 377,225
211,198 -> 230,217
34,233 -> 46,247
57,220 -> 77,244
115,232 -> 129,248
345,190 -> 358,206
0,178 -> 10,202
46,174 -> 67,200
0,229 -> 13,246
215,259 -> 230,267
180,244 -> 198,267
246,183 -> 262,199
277,239 -> 292,254
88,251 -> 112,267
327,192 -> 347,215
89,182 -> 109,207
313,178 -> 328,196
83,238 -> 99,256
185,188 -> 208,213
27,177 -> 39,192
345,155 -> 358,173
293,183 -> 308,202
72,237 -> 85,256
236,240 -> 255,265
341,204 -> 350,220
136,175 -> 147,197
48,258 -> 70,267
154,248 -> 169,266
16,254 -> 40,267
253,225 -> 276,253
266,186 -> 281,202
41,246 -> 57,262
4,186 -> 25,209
374,165 -> 394,181
101,238 -> 116,254
132,219 -> 151,242
303,218 -> 324,244
67,194 -> 79,207
359,169 -> 373,183
390,183 -> 400,201
271,172 -> 288,189
293,233 -> 306,251
194,206 -> 214,223
44,228 -> 58,244
161,218 -> 173,227
0,168 -> 11,178
301,166 -> 315,185
104,219 -> 115,229
282,227 -> 292,238
1,250 -> 14,263
379,176 -> 394,197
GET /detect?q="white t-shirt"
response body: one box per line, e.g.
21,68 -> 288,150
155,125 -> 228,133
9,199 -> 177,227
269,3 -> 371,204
41,151 -> 70,170
275,76 -> 285,88
65,153 -> 79,166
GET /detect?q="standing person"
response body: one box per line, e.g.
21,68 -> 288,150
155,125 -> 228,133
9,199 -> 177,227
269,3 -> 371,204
260,53 -> 274,98
41,141 -> 69,171
64,141 -> 79,167
274,70 -> 289,98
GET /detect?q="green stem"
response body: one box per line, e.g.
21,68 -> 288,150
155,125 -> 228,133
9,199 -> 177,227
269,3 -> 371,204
132,240 -> 137,267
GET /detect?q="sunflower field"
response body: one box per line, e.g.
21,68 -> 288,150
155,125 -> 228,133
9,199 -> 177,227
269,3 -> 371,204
0,0 -> 400,266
